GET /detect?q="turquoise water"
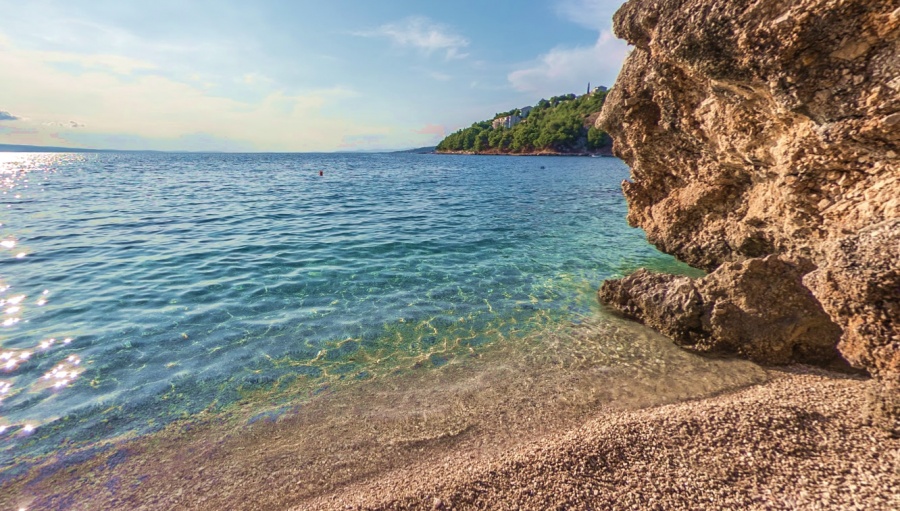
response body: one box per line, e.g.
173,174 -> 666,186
0,152 -> 696,471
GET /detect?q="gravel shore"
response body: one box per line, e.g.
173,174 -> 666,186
4,365 -> 897,510
302,366 -> 899,510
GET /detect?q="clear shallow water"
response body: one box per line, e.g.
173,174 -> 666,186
0,152 -> 707,471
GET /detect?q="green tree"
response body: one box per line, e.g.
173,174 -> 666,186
587,127 -> 608,150
436,88 -> 613,154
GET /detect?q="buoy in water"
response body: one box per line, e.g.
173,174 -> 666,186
319,170 -> 323,176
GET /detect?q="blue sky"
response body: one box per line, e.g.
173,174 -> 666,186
0,0 -> 629,152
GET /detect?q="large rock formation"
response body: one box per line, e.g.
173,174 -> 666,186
598,0 -> 899,432
600,256 -> 842,364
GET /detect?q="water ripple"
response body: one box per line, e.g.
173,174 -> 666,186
0,152 -> 699,467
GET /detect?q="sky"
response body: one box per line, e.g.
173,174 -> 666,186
0,0 -> 630,152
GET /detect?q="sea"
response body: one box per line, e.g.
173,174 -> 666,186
0,152 -> 766,485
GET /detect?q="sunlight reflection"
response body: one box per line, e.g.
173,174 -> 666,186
4,295 -> 25,305
0,153 -> 84,446
0,152 -> 70,178
30,353 -> 83,396
0,349 -> 31,371
0,333 -> 79,398
42,358 -> 81,389
0,296 -> 26,327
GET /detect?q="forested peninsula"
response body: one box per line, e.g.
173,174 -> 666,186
436,89 -> 613,155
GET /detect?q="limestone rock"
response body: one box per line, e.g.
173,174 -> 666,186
599,269 -> 705,346
698,256 -> 842,364
803,219 -> 900,377
600,257 -> 842,365
598,0 -> 899,430
805,219 -> 900,434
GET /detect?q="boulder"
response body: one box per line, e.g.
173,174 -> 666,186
598,0 -> 899,431
601,257 -> 842,365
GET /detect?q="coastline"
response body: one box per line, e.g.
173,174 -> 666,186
309,365 -> 897,510
4,363 -> 896,510
0,314 -> 777,510
0,0 -> 894,508
433,149 -> 615,157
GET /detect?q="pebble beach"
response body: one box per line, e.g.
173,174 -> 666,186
309,366 -> 898,511
5,365 -> 897,510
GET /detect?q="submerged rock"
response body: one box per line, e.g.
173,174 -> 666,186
598,0 -> 899,431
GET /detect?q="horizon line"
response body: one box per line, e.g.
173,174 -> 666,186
0,143 -> 436,155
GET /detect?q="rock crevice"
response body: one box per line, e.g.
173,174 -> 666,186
598,0 -> 899,432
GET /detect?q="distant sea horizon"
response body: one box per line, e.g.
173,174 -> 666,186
0,143 -> 436,154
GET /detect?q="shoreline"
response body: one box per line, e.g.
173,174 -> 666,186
433,150 -> 615,157
4,362 -> 897,510
310,365 -> 897,510
1,315 -> 773,510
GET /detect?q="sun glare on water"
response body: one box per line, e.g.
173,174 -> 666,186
0,152 -> 83,440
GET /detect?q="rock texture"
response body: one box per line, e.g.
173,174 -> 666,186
303,368 -> 898,511
598,0 -> 899,432
599,270 -> 706,346
600,256 -> 842,365
805,218 -> 900,432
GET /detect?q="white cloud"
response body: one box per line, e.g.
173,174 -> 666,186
51,52 -> 156,75
429,71 -> 452,82
338,133 -> 388,149
507,31 -> 629,96
505,0 -> 628,97
240,72 -> 273,86
357,16 -> 469,60
41,120 -> 86,128
0,36 -> 383,151
555,0 -> 625,31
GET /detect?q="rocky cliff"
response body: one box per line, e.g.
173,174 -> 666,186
598,0 -> 899,432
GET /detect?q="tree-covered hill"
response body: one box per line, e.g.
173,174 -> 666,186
436,90 -> 611,154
